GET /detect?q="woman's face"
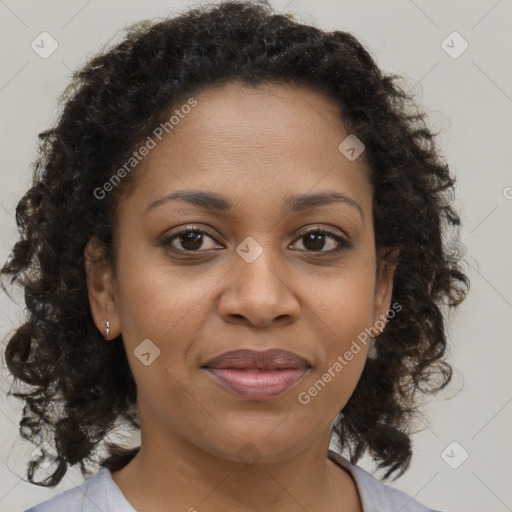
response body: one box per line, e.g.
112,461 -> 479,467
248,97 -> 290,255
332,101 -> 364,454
86,81 -> 397,463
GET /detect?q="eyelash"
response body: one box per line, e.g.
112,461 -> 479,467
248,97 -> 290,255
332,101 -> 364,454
159,225 -> 352,256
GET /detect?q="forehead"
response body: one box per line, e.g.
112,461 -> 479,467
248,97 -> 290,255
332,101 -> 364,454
163,80 -> 349,159
117,80 -> 372,218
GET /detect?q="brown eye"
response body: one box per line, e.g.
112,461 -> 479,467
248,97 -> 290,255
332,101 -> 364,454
159,225 -> 351,257
291,228 -> 351,254
160,228 -> 220,253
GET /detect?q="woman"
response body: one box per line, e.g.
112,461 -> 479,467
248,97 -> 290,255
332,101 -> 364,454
1,1 -> 469,511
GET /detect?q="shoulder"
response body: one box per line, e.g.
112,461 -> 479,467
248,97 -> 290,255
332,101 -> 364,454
23,467 -> 116,512
327,449 -> 445,512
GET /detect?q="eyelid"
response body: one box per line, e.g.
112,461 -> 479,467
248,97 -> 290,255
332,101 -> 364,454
165,224 -> 219,239
294,225 -> 348,241
291,226 -> 351,252
159,223 -> 351,255
161,224 -> 347,243
159,224 -> 221,248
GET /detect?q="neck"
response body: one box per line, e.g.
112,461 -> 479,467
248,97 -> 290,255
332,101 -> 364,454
111,429 -> 361,512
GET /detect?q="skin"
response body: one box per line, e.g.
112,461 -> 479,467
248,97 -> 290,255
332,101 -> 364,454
85,81 -> 399,512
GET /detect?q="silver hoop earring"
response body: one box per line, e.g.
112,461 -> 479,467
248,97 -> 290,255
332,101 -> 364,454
105,321 -> 110,339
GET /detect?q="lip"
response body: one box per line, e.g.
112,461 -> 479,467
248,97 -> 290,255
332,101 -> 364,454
202,367 -> 311,400
202,348 -> 311,370
201,348 -> 311,400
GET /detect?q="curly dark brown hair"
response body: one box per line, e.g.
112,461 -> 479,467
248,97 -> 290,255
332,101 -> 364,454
1,0 -> 469,488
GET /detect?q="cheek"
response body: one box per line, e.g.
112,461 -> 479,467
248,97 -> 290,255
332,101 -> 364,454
300,265 -> 375,407
293,293 -> 372,426
312,258 -> 376,346
113,252 -> 207,419
115,238 -> 211,340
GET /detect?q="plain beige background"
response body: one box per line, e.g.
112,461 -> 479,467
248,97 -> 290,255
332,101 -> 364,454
0,1 -> 511,511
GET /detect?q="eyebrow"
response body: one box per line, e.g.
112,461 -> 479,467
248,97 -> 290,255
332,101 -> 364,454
145,189 -> 364,221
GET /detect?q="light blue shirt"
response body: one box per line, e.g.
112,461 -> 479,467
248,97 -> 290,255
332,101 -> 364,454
24,449 -> 443,512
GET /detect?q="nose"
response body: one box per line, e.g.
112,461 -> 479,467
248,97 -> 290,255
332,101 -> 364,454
218,246 -> 300,328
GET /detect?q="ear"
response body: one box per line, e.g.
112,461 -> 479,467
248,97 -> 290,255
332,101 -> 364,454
371,247 -> 400,333
84,237 -> 121,340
